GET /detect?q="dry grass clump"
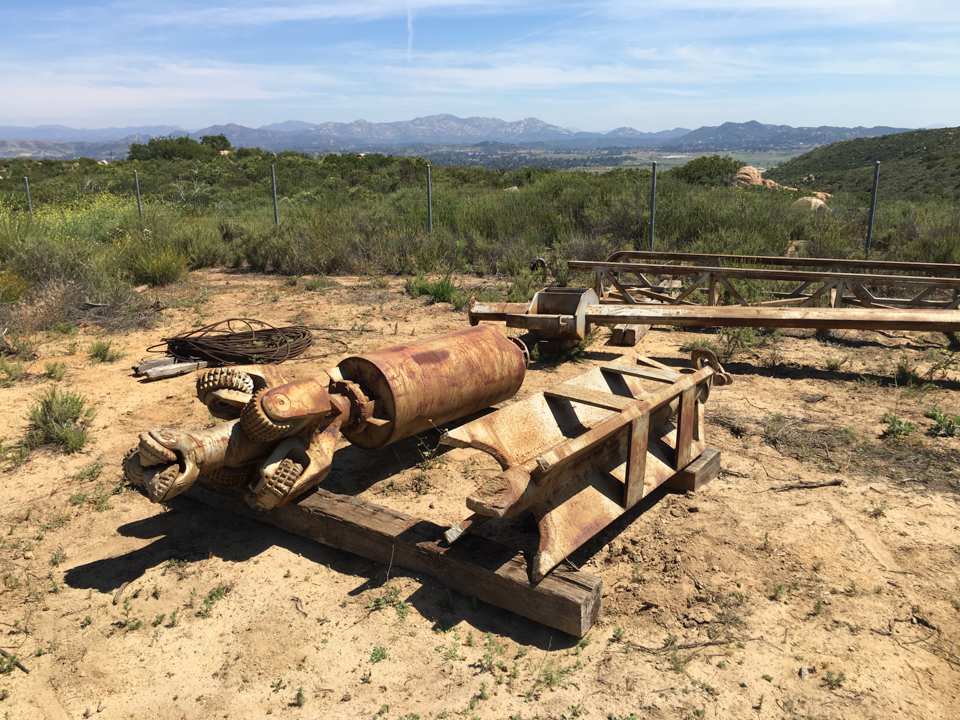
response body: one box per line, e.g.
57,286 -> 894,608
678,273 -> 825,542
25,387 -> 96,453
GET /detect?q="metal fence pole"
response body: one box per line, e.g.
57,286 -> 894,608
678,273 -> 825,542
426,162 -> 433,233
647,161 -> 657,251
23,176 -> 32,215
865,160 -> 880,257
271,163 -> 280,227
134,170 -> 143,222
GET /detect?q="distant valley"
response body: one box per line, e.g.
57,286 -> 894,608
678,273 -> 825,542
0,116 -> 914,164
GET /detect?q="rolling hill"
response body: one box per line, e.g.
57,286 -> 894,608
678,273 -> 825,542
664,120 -> 909,152
766,126 -> 960,200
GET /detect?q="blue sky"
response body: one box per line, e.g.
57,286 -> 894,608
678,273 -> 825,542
2,1 -> 959,130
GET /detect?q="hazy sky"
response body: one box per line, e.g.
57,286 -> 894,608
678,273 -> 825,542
2,1 -> 958,130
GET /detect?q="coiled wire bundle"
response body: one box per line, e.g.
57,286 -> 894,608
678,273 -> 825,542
150,318 -> 313,366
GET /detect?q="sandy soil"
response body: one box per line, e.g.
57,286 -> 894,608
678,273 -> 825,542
1,270 -> 959,720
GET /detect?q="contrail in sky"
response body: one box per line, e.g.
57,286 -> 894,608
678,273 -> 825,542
406,4 -> 415,61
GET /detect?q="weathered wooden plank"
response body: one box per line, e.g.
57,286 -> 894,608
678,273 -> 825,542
585,304 -> 960,332
599,364 -> 679,384
624,415 -> 649,509
675,387 -> 698,469
468,301 -> 530,323
186,484 -> 602,637
607,324 -> 648,346
598,250 -> 960,276
545,384 -> 635,411
569,260 -> 960,288
664,447 -> 721,493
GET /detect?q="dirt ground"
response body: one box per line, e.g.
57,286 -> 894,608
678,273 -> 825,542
1,270 -> 959,720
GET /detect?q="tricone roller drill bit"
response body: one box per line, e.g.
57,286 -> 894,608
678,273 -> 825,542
123,326 -> 528,511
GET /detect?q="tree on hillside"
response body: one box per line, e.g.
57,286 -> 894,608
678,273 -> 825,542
128,136 -> 216,161
200,134 -> 232,152
672,155 -> 745,186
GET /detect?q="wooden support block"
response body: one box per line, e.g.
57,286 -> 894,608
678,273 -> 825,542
607,324 -> 649,347
664,448 -> 721,493
186,485 -> 602,637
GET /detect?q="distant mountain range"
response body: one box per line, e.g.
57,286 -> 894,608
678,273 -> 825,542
0,116 -> 912,159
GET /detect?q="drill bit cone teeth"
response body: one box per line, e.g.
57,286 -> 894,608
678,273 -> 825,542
246,416 -> 342,511
240,387 -> 304,443
196,367 -> 255,403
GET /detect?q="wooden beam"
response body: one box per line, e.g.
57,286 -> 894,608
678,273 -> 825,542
569,260 -> 960,289
623,286 -> 697,305
186,484 -> 602,637
664,448 -> 721,493
624,415 -> 650,509
545,384 -> 635,411
599,250 -> 960,276
675,387 -> 698,469
608,274 -> 639,305
585,304 -> 960,332
599,364 -> 680,384
607,324 -> 649,346
468,301 -> 529,323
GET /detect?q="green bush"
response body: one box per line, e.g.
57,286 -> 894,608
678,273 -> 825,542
25,387 -> 95,453
88,340 -> 123,363
880,413 -> 915,440
126,244 -> 188,286
925,407 -> 960,437
672,155 -> 745,186
405,274 -> 468,309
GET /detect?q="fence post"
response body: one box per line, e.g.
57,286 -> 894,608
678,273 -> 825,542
134,170 -> 143,222
271,163 -> 280,227
426,162 -> 433,233
647,161 -> 657,251
865,160 -> 880,257
23,176 -> 32,215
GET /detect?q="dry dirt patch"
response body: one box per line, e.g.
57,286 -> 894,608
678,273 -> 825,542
1,271 -> 958,719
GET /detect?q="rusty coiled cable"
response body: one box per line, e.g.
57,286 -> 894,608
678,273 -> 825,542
149,318 -> 313,366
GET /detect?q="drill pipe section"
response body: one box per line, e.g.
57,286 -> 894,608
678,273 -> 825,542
337,325 -> 527,449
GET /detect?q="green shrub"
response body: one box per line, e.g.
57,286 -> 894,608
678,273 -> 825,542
405,274 -> 468,309
0,270 -> 29,303
0,357 -> 26,386
44,362 -> 67,381
925,407 -> 960,437
672,155 -> 745,186
880,413 -> 915,440
126,245 -> 188,286
88,340 -> 123,363
25,387 -> 95,453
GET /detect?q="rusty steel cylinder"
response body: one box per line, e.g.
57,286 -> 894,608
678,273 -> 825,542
338,325 -> 526,449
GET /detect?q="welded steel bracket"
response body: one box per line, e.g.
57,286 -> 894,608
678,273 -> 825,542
442,351 -> 730,582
